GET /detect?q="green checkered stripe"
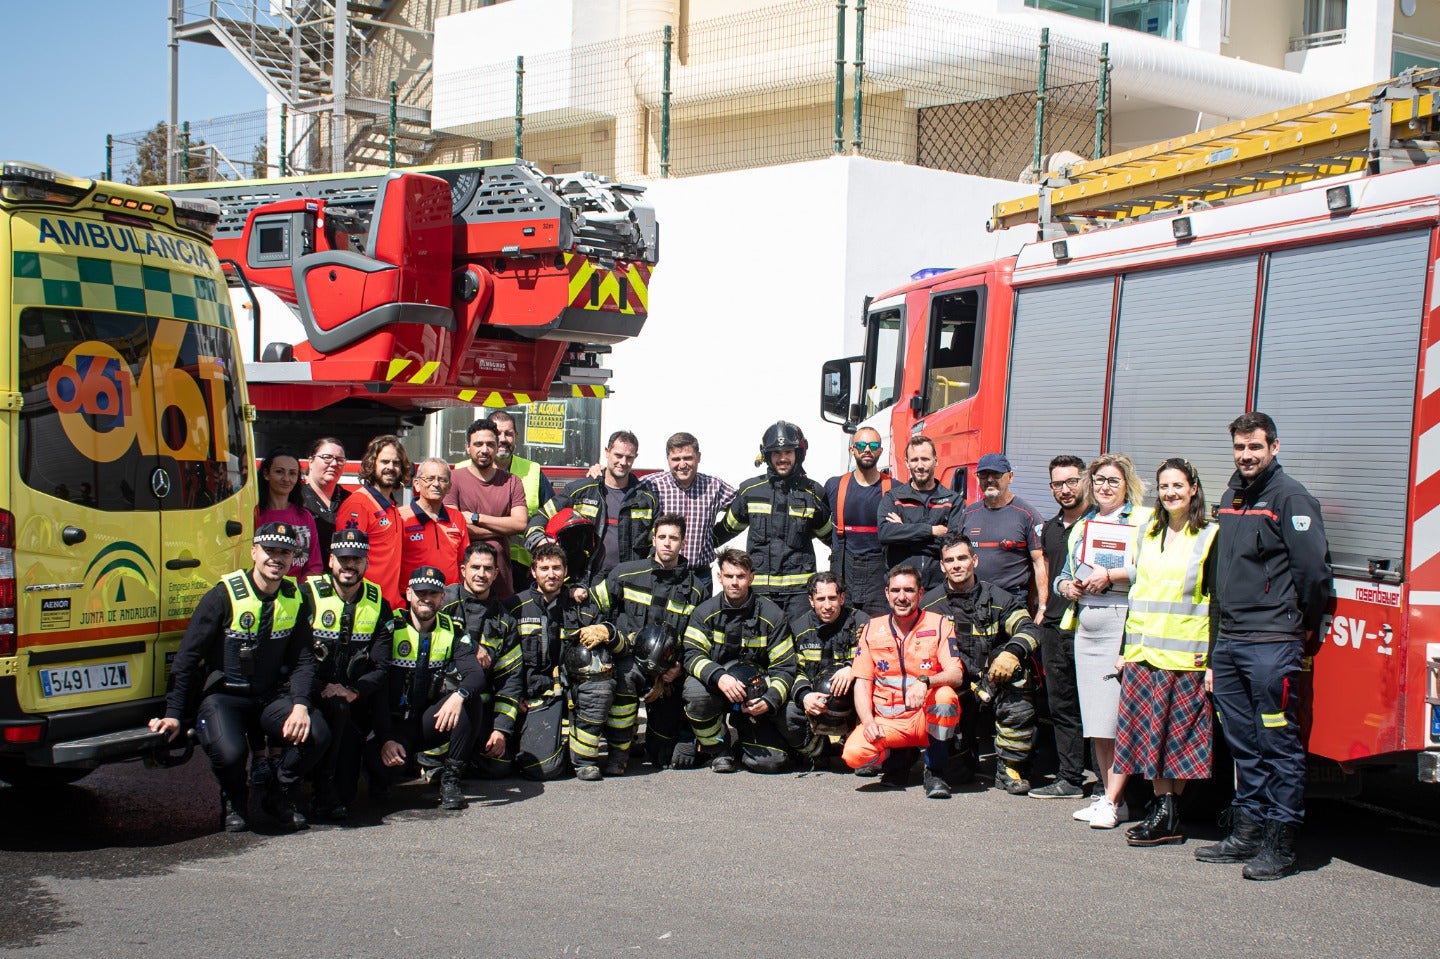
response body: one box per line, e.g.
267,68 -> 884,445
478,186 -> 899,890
11,251 -> 233,330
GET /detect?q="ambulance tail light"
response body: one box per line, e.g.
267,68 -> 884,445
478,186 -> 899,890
0,162 -> 89,207
171,196 -> 220,238
0,509 -> 15,658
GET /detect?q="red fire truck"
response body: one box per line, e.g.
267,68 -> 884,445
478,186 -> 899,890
163,161 -> 656,452
820,73 -> 1440,781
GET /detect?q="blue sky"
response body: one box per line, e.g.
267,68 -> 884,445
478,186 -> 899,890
0,1 -> 266,178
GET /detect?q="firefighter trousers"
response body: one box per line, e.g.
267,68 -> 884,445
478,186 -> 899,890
569,677 -> 616,770
782,700 -> 856,753
682,676 -> 789,773
641,682 -> 693,767
196,692 -> 331,799
841,686 -> 959,771
514,695 -> 570,781
606,656 -> 646,767
957,684 -> 1037,768
1211,636 -> 1306,825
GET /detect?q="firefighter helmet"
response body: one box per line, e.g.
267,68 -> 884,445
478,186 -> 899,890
813,666 -> 855,720
722,660 -> 769,704
758,420 -> 808,467
564,642 -> 614,682
632,624 -> 679,679
545,507 -> 598,574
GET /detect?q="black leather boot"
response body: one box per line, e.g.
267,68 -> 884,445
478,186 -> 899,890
261,779 -> 308,831
221,787 -> 249,833
1242,821 -> 1298,881
1194,807 -> 1263,863
1126,793 -> 1183,846
439,760 -> 468,810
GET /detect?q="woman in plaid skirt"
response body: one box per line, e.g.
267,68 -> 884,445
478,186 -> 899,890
1108,458 -> 1218,846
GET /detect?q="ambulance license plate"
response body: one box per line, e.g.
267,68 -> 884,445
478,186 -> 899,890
40,662 -> 131,698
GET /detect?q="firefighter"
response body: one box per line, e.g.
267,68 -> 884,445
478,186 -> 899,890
922,532 -> 1042,794
590,513 -> 705,770
525,429 -> 659,581
376,566 -> 485,811
842,564 -> 964,799
679,548 -> 797,773
442,542 -> 524,778
878,434 -> 960,591
303,528 -> 394,821
784,572 -> 868,764
504,542 -> 619,780
714,421 -> 834,626
149,522 -> 329,833
1200,412 -> 1330,881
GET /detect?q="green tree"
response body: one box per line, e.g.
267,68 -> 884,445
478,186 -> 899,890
120,121 -> 213,185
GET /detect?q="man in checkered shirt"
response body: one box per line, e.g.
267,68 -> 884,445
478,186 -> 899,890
639,432 -> 736,596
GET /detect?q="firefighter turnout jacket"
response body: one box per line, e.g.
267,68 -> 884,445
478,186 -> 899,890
683,592 -> 798,713
504,589 -> 618,702
921,579 -> 1040,680
789,606 -> 869,706
714,469 -> 833,597
525,475 -> 659,582
443,585 -> 525,736
878,481 -> 959,588
591,558 -> 706,638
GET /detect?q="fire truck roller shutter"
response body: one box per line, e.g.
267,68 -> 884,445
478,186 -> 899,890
1002,278 -> 1114,508
1107,258 -> 1258,514
1252,229 -> 1429,574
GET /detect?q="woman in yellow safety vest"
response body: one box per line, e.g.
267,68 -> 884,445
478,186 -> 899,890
1110,458 -> 1218,847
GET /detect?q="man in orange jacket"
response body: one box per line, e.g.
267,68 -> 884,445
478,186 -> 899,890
842,564 -> 964,798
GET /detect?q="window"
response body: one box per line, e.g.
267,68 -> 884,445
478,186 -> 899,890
923,289 -> 982,414
1304,0 -> 1346,35
861,306 -> 903,420
1026,0 -> 1188,41
504,398 -> 602,469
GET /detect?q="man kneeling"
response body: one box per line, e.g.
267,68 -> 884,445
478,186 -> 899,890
843,565 -> 964,798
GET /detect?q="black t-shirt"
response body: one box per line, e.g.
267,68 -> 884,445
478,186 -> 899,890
302,482 -> 351,565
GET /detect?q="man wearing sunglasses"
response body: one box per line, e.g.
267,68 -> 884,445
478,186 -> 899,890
823,428 -> 891,615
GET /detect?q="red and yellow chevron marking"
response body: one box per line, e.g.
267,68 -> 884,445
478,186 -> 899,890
385,358 -> 442,385
564,253 -> 651,314
455,385 -> 607,407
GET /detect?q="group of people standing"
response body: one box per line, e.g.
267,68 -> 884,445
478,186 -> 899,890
151,407 -> 1328,882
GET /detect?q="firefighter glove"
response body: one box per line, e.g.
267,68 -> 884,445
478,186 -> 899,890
988,650 -> 1021,683
578,625 -> 610,649
643,676 -> 669,704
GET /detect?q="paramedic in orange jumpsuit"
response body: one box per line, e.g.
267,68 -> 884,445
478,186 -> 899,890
842,564 -> 964,797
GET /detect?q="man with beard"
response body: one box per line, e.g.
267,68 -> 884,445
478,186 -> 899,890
490,410 -> 555,591
784,572 -> 868,764
445,419 -> 528,599
957,453 -> 1047,614
337,436 -> 411,608
824,427 -> 891,616
714,421 -> 833,625
878,435 -> 958,591
443,543 -> 523,777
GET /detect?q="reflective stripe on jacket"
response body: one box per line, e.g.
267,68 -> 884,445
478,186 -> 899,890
1124,522 -> 1218,671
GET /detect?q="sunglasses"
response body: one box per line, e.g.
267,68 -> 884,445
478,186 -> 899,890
853,441 -> 882,451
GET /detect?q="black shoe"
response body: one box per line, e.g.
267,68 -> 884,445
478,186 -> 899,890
248,754 -> 275,788
1195,808 -> 1264,863
710,754 -> 737,774
923,767 -> 952,799
1029,779 -> 1085,800
261,781 -> 308,831
221,788 -> 249,833
309,779 -> 348,822
1126,794 -> 1183,846
995,760 -> 1031,795
854,759 -> 883,778
575,764 -> 604,782
1242,821 -> 1298,881
603,755 -> 628,777
439,761 -> 468,810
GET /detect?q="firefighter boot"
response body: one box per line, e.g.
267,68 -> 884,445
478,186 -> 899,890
1194,808 -> 1264,863
1126,793 -> 1183,846
995,759 -> 1031,795
1242,821 -> 1298,881
221,786 -> 249,833
439,760 -> 468,810
603,750 -> 629,777
309,777 -> 348,822
261,779 -> 308,831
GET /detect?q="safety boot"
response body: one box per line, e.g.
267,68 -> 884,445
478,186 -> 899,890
603,752 -> 629,777
710,754 -> 738,774
853,758 -> 883,777
261,779 -> 308,831
309,778 -> 348,822
1126,794 -> 1183,846
1242,821 -> 1298,881
922,767 -> 952,799
439,760 -> 468,810
1194,808 -> 1264,863
220,787 -> 249,833
575,765 -> 604,782
995,759 -> 1031,795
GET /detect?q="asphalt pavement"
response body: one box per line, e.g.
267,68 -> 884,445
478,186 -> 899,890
1,755 -> 1436,959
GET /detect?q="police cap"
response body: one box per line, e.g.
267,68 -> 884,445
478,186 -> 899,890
254,522 -> 301,552
331,528 -> 370,557
408,566 -> 447,592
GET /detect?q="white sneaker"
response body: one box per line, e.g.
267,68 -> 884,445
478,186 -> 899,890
1072,796 -> 1104,822
1089,799 -> 1129,829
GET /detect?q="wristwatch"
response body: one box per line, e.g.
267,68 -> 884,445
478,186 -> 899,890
471,512 -> 482,525
917,674 -> 931,686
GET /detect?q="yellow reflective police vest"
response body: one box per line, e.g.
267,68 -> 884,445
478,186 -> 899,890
220,570 -> 302,682
304,577 -> 383,665
1123,522 -> 1218,672
509,457 -> 543,566
391,612 -> 461,704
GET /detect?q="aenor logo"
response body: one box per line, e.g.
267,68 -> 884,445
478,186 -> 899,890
46,317 -> 234,464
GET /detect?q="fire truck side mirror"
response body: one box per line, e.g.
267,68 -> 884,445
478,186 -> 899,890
821,356 -> 862,429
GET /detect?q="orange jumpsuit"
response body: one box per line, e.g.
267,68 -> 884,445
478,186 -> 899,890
842,610 -> 962,769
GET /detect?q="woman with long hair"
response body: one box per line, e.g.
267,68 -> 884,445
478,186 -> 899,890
255,447 -> 322,581
1110,458 -> 1218,846
1055,452 -> 1150,829
301,436 -> 350,566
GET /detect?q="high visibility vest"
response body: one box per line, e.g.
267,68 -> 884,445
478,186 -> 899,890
509,457 -> 543,567
304,577 -> 384,682
1123,523 -> 1218,672
391,612 -> 461,705
220,571 -> 302,684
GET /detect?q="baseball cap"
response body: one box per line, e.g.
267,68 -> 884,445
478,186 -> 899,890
977,453 -> 1013,474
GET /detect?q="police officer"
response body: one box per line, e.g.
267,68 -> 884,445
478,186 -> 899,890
1198,412 -> 1330,881
590,513 -> 705,771
922,532 -> 1042,795
150,522 -> 329,832
714,421 -> 833,626
304,528 -> 394,821
680,548 -> 797,773
504,542 -> 618,781
376,566 -> 485,811
784,572 -> 868,764
443,542 -> 524,777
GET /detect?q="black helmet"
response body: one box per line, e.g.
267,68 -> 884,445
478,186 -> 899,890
723,660 -> 768,704
813,666 -> 855,720
632,624 -> 678,679
758,420 -> 808,468
564,642 -> 614,682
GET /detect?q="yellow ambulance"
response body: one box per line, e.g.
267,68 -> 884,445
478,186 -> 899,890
0,163 -> 253,788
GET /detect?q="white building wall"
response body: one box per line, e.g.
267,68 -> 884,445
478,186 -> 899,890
601,155 -> 1025,483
